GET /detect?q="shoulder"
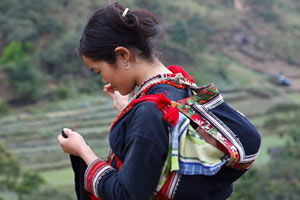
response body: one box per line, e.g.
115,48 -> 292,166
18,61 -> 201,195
146,84 -> 189,101
129,101 -> 165,128
124,101 -> 168,144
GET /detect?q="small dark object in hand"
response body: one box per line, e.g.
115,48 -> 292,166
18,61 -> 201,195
61,130 -> 68,138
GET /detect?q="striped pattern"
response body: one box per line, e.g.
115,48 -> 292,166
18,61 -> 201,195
170,112 -> 227,176
156,172 -> 181,200
175,84 -> 258,169
178,157 -> 227,175
84,159 -> 115,198
194,94 -> 259,163
131,72 -> 197,101
170,113 -> 190,171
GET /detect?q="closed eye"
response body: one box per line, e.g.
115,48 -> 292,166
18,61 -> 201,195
90,68 -> 101,75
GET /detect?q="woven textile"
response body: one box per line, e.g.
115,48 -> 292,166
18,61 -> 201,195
170,112 -> 227,175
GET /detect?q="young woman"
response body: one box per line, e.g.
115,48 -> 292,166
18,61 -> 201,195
58,2 -> 260,200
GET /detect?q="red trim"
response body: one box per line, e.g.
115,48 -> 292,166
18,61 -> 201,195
228,161 -> 253,169
108,153 -> 115,166
168,65 -> 195,83
115,155 -> 124,170
108,155 -> 178,200
90,194 -> 101,200
155,171 -> 176,200
110,80 -> 185,131
108,153 -> 124,171
217,140 -> 230,156
86,161 -> 108,194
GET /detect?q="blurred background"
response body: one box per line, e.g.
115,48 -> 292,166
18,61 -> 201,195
0,0 -> 300,199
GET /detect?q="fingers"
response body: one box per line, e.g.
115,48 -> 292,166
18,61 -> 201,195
57,133 -> 64,142
104,84 -> 115,99
63,128 -> 72,136
57,128 -> 83,155
58,128 -> 73,142
104,84 -> 112,90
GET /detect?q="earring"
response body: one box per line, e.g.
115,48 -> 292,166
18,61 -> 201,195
124,62 -> 131,70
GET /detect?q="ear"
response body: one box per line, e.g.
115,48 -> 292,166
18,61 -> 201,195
114,47 -> 131,62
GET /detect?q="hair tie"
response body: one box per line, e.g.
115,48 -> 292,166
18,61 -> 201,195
122,8 -> 129,17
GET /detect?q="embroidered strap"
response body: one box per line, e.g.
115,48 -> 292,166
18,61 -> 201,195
174,84 -> 255,169
155,172 -> 181,200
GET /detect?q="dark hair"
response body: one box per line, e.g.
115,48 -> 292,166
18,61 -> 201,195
79,2 -> 159,63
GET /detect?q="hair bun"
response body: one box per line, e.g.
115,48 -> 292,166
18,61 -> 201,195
105,2 -> 159,39
79,2 -> 159,63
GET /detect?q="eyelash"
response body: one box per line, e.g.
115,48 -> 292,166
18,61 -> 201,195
91,69 -> 100,75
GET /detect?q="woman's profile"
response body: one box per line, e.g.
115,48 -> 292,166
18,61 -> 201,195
58,2 -> 261,200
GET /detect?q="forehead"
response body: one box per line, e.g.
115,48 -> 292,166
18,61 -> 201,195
82,56 -> 96,68
82,56 -> 117,72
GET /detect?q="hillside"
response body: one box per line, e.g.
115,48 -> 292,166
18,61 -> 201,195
1,0 -> 300,199
1,0 -> 300,101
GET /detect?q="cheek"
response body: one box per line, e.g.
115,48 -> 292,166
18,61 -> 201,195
119,80 -> 136,95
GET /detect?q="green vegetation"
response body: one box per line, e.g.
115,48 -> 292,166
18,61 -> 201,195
0,0 -> 300,199
0,41 -> 45,102
0,102 -> 9,116
0,142 -> 73,199
231,105 -> 300,200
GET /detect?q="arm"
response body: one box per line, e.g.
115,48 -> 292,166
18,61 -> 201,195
58,102 -> 169,199
84,103 -> 169,200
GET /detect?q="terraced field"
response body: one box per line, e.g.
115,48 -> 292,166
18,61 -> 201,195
0,87 -> 295,197
1,97 -> 117,168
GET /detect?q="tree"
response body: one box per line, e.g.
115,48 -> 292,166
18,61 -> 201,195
15,171 -> 45,200
0,41 -> 45,102
168,20 -> 189,46
0,0 -> 62,44
231,104 -> 300,200
248,0 -> 280,22
134,0 -> 164,17
0,142 -> 20,190
0,142 -> 73,199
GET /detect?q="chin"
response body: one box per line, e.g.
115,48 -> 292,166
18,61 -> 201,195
119,91 -> 129,96
118,89 -> 131,96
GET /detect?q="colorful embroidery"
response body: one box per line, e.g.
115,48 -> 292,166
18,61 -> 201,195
169,113 -> 227,175
103,66 -> 259,200
84,159 -> 115,199
155,171 -> 181,200
110,71 -> 196,131
174,84 -> 257,169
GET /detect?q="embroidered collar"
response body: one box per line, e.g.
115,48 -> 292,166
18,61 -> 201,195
110,66 -> 197,131
130,72 -> 197,101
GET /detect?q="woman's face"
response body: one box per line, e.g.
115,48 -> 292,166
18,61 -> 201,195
82,56 -> 136,95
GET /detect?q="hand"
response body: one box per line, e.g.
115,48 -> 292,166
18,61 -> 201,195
104,84 -> 129,113
57,128 -> 88,156
58,128 -> 99,165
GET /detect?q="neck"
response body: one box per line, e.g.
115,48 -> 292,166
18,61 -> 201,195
134,57 -> 172,86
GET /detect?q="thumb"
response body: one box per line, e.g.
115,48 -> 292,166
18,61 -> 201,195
62,128 -> 73,138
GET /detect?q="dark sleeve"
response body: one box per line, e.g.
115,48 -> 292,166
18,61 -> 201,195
84,102 -> 169,200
